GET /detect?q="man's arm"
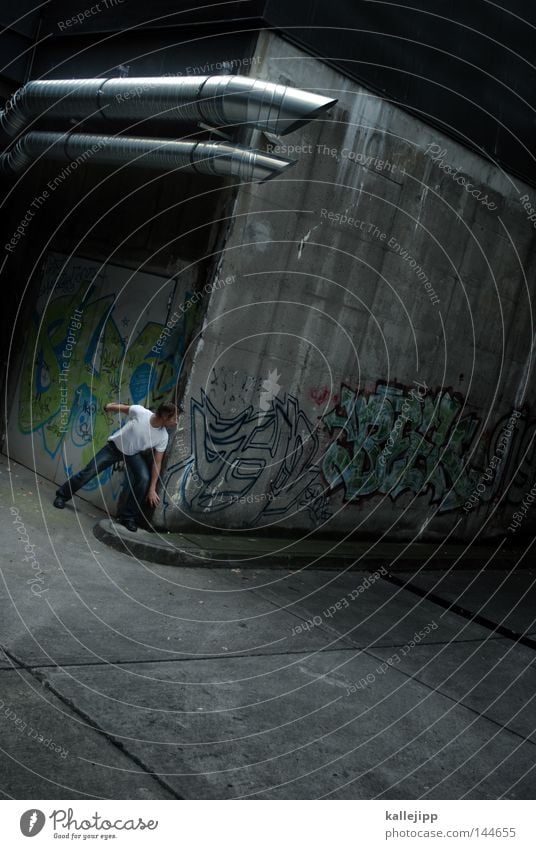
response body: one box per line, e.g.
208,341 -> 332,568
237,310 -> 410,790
104,403 -> 131,414
147,451 -> 165,507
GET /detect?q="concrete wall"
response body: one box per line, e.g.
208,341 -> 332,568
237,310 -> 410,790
159,31 -> 536,540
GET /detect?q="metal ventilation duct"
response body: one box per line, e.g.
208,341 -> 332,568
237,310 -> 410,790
0,131 -> 295,182
0,75 -> 337,140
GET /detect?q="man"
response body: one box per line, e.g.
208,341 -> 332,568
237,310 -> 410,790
53,400 -> 180,532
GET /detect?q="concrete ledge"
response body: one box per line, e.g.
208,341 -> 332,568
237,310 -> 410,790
93,520 -> 204,567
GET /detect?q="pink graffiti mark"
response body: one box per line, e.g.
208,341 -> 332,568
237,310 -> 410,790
310,387 -> 339,407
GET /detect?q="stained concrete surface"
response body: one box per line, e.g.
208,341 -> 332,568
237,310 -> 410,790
395,568 -> 536,638
1,455 -> 535,799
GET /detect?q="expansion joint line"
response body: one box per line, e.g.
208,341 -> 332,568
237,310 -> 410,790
378,572 -> 536,651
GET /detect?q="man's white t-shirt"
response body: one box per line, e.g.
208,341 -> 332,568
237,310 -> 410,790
108,405 -> 169,456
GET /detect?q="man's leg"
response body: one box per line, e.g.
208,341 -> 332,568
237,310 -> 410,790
118,452 -> 151,528
55,442 -> 121,504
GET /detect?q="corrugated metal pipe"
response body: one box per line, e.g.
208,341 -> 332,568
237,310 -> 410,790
0,75 -> 337,140
0,131 -> 295,182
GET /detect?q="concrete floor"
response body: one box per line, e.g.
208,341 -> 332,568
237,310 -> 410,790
1,454 -> 535,799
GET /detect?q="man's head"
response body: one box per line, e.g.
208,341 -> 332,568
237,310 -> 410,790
155,401 -> 181,426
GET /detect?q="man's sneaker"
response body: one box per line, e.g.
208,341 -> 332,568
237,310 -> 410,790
53,496 -> 66,509
118,518 -> 137,532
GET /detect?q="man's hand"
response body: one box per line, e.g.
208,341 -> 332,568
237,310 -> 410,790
146,488 -> 160,508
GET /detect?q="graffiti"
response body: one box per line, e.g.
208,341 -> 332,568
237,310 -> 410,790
310,386 -> 339,407
299,481 -> 331,523
164,390 -> 330,525
158,363 -> 534,529
321,382 -> 483,512
38,255 -> 106,297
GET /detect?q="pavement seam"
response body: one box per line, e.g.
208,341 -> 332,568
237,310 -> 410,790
0,646 -> 357,670
9,644 -> 534,765
0,643 -> 183,800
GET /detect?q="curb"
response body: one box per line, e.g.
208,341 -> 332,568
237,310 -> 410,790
91,520 -> 527,570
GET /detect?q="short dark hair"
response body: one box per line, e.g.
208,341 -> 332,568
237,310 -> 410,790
156,401 -> 181,418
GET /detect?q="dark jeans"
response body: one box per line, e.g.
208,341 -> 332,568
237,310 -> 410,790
57,441 -> 152,523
